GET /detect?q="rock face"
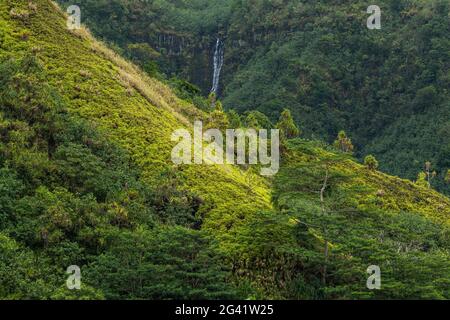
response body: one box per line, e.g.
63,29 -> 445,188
153,33 -> 219,95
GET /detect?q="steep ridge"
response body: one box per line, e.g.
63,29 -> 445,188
0,0 -> 271,233
57,0 -> 450,195
0,0 -> 449,299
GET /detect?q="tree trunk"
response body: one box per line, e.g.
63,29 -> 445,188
320,167 -> 329,284
322,239 -> 329,285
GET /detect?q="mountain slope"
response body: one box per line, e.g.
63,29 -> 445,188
0,0 -> 449,299
1,0 -> 271,298
1,0 -> 271,232
59,0 -> 450,195
272,142 -> 450,299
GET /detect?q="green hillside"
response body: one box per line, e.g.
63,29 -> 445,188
0,0 -> 449,299
58,0 -> 450,195
0,0 -> 270,299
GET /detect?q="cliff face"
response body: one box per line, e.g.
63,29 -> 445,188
150,32 -> 214,93
148,31 -> 288,96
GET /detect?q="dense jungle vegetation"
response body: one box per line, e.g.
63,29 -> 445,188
0,0 -> 449,300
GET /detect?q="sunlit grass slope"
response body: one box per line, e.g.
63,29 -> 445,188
1,0 -> 449,299
282,140 -> 450,225
0,0 -> 271,245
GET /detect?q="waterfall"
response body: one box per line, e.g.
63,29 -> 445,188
210,38 -> 224,95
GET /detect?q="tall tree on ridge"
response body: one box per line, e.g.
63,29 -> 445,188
334,131 -> 354,154
276,108 -> 300,140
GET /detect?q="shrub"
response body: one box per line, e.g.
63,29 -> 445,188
364,155 -> 379,170
9,9 -> 30,20
334,131 -> 354,154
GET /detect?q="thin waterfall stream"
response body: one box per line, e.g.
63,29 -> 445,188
210,38 -> 224,96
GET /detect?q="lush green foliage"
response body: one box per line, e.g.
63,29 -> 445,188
364,155 -> 379,170
0,0 -> 449,300
271,140 -> 450,299
58,0 -> 450,195
0,52 -> 237,299
277,109 -> 300,140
